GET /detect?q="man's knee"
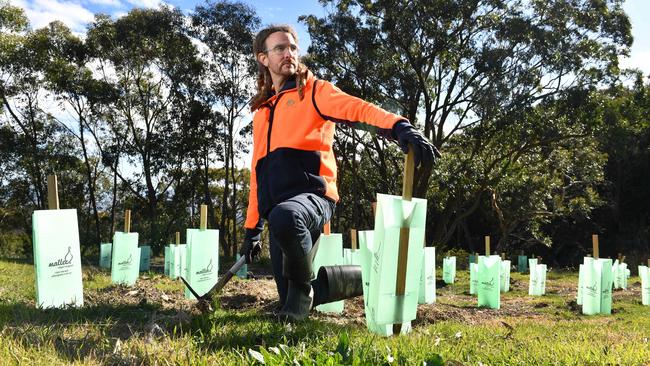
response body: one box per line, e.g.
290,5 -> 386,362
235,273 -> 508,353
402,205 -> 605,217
268,204 -> 303,240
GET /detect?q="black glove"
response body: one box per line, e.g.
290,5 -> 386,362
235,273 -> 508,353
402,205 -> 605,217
239,228 -> 262,264
392,121 -> 440,167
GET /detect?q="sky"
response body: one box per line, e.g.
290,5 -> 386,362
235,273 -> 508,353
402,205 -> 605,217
9,0 -> 649,76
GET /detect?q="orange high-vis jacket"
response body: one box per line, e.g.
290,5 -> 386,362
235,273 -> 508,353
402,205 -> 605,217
244,71 -> 406,229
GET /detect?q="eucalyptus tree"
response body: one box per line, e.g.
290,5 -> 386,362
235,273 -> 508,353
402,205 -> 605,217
302,0 -> 632,247
86,7 -> 204,247
591,75 -> 650,261
0,4 -> 82,217
190,0 -> 260,255
26,20 -> 118,246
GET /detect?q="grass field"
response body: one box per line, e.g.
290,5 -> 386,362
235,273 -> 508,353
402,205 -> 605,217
1,258 -> 649,365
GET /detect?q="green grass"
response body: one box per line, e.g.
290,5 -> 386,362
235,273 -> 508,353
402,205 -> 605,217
1,259 -> 649,365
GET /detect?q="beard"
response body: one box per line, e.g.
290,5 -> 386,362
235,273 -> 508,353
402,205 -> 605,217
274,60 -> 297,77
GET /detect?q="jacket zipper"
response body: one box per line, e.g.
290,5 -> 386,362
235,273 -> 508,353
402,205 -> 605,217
266,94 -> 284,155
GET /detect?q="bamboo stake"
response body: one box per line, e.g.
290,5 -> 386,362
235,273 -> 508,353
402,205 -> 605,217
485,236 -> 490,256
500,252 -> 505,261
592,234 -> 599,259
475,253 -> 479,264
372,202 -> 377,216
393,147 -> 414,336
47,175 -> 59,210
124,210 -> 131,233
176,231 -> 180,246
350,229 -> 358,250
200,204 -> 208,230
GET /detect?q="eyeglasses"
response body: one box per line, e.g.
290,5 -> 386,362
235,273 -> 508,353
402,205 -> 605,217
264,44 -> 299,55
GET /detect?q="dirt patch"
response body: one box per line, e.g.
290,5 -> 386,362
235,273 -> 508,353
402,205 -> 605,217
81,268 -> 645,331
85,275 -> 193,311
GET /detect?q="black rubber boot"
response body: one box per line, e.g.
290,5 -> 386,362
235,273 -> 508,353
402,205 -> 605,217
312,265 -> 364,307
277,242 -> 320,322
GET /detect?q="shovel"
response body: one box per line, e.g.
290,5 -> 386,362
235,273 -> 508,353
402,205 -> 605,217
181,241 -> 261,312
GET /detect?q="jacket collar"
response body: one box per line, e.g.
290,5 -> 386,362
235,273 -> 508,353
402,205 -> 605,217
260,70 -> 315,108
272,75 -> 297,95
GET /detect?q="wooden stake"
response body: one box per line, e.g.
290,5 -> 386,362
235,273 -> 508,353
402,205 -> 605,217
350,229 -> 358,250
200,204 -> 208,230
175,231 -> 180,246
485,236 -> 490,256
475,253 -> 479,263
537,256 -> 542,264
592,234 -> 599,259
647,259 -> 650,267
124,210 -> 131,233
372,202 -> 377,216
47,175 -> 59,210
393,147 -> 414,336
500,252 -> 505,260
621,255 -> 626,263
323,222 -> 331,235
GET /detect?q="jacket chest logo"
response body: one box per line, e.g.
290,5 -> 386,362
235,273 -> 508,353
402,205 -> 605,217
285,98 -> 296,107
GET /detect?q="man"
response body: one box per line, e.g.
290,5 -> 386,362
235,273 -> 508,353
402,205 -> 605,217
239,24 -> 436,322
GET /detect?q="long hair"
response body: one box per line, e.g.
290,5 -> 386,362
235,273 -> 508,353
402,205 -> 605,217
250,25 -> 309,111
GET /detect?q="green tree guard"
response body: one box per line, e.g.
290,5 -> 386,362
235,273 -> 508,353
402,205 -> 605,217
477,255 -> 501,309
99,243 -> 112,269
184,215 -> 220,300
235,254 -> 248,279
500,260 -> 511,293
32,208 -> 84,308
139,246 -> 151,272
418,247 -> 436,304
111,232 -> 140,285
577,263 -> 585,305
364,193 -> 427,336
639,265 -> 650,306
442,256 -> 456,284
518,255 -> 528,273
164,246 -> 171,276
469,263 -> 478,295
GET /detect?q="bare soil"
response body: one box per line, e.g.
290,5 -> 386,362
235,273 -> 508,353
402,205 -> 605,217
81,265 -> 644,330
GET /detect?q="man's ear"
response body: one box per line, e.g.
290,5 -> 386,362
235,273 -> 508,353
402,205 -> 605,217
257,52 -> 269,68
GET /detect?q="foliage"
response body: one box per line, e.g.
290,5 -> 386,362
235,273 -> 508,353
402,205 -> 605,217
301,0 -> 634,255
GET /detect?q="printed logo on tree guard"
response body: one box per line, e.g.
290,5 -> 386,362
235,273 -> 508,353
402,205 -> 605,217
585,282 -> 597,295
118,254 -> 133,266
196,259 -> 214,275
480,277 -> 495,290
49,246 -> 73,267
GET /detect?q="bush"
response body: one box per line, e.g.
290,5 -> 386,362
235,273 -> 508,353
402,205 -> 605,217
0,231 -> 31,258
438,247 -> 471,270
